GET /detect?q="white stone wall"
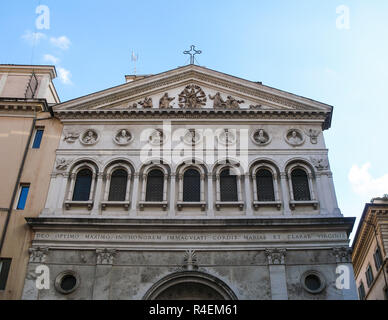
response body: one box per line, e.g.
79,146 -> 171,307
41,121 -> 340,218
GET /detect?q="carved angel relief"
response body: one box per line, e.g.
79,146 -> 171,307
306,129 -> 320,144
56,158 -> 71,170
63,130 -> 80,143
178,85 -> 207,108
310,157 -> 330,171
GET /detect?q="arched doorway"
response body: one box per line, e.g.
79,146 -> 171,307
143,271 -> 237,300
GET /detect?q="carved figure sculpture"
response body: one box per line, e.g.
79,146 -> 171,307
114,129 -> 132,145
209,92 -> 226,108
138,97 -> 153,108
159,93 -> 175,108
178,85 -> 207,108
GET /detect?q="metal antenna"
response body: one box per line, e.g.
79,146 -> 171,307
131,50 -> 139,75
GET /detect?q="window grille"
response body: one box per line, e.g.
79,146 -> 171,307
108,169 -> 128,201
291,169 -> 311,201
183,169 -> 200,202
256,169 -> 275,201
220,169 -> 238,202
146,169 -> 164,202
72,169 -> 92,201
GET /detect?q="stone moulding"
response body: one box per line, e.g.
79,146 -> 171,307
55,108 -> 329,125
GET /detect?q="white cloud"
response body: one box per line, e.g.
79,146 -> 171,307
43,54 -> 60,64
57,67 -> 72,85
50,36 -> 71,50
22,30 -> 47,45
348,163 -> 388,199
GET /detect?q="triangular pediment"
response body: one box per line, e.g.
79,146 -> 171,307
54,65 -> 332,112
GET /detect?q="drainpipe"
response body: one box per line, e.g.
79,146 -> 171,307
0,113 -> 37,254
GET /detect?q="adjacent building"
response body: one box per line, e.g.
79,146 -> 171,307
0,65 -> 62,299
20,64 -> 358,300
352,195 -> 388,300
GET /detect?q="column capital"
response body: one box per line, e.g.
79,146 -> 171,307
96,248 -> 116,265
265,248 -> 286,265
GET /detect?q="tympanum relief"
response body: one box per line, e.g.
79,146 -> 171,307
159,93 -> 175,108
209,92 -> 244,108
178,85 -> 207,108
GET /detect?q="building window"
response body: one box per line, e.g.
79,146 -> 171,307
32,128 -> 44,149
358,282 -> 366,300
291,169 -> 311,201
373,247 -> 383,271
0,258 -> 12,291
72,169 -> 92,201
220,168 -> 238,202
108,169 -> 128,201
183,169 -> 201,202
256,169 -> 275,201
365,265 -> 374,288
16,184 -> 30,210
146,169 -> 164,202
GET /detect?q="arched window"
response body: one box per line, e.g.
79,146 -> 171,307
146,169 -> 164,202
291,169 -> 311,201
183,169 -> 200,202
220,169 -> 238,202
72,169 -> 92,201
108,169 -> 128,201
256,169 -> 275,201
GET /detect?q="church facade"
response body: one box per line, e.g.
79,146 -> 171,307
21,65 -> 358,300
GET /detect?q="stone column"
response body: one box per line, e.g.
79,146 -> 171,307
265,248 -> 288,300
280,173 -> 291,215
21,247 -> 49,300
91,173 -> 104,215
169,173 -> 176,217
207,174 -> 214,217
92,249 -> 116,300
332,247 -> 358,300
244,173 -> 252,215
130,173 -> 140,216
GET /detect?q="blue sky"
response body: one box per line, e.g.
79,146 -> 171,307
1,0 -> 387,240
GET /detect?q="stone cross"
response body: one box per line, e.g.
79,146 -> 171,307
183,45 -> 202,65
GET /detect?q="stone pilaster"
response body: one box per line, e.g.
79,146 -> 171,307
92,249 -> 116,300
265,248 -> 288,300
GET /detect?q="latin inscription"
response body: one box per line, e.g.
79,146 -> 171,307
34,231 -> 347,244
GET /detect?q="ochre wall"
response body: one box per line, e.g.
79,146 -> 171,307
0,113 -> 62,299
